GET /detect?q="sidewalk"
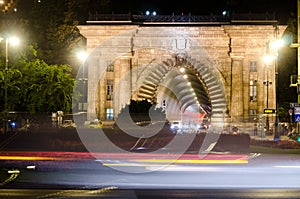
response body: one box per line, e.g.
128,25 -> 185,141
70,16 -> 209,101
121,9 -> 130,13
250,135 -> 290,141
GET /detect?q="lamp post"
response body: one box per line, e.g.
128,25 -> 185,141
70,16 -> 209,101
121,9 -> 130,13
76,50 -> 88,123
263,78 -> 271,135
271,34 -> 284,141
263,37 -> 284,140
263,49 -> 274,136
1,36 -> 19,133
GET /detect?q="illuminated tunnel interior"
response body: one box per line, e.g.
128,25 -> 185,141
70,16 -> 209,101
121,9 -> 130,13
135,56 -> 213,126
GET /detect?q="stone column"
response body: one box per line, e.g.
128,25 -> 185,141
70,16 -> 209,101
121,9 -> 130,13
230,56 -> 244,122
87,54 -> 100,121
114,58 -> 132,117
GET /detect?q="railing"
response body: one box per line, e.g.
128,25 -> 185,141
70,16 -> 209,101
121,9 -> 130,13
88,13 -> 131,21
87,12 -> 276,23
132,14 -> 229,22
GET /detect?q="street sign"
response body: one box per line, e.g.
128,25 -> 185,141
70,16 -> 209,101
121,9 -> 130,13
293,107 -> 300,122
290,103 -> 300,108
294,115 -> 300,122
263,109 -> 276,114
289,109 -> 293,115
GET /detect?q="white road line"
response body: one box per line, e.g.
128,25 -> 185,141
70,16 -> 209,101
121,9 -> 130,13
273,166 -> 300,169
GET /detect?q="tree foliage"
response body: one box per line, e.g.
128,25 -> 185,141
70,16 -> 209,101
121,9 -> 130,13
13,0 -> 86,70
0,46 -> 76,114
277,12 -> 298,120
16,59 -> 75,113
0,0 -> 86,114
116,100 -> 166,123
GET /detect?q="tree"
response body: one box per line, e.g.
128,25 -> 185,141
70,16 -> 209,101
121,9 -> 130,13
14,0 -> 86,73
115,100 -> 166,125
0,46 -> 76,114
16,59 -> 75,113
0,0 -> 85,114
277,12 -> 298,121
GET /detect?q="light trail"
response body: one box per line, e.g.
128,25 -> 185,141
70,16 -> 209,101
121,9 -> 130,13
273,166 -> 300,169
0,156 -> 64,161
133,159 -> 248,164
0,151 -> 249,164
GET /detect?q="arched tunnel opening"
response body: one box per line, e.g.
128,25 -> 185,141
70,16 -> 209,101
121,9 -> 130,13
134,57 -> 214,132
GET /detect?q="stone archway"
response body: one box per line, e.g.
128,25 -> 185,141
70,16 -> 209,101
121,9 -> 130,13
79,27 -> 228,129
77,22 -> 287,133
132,52 -> 227,128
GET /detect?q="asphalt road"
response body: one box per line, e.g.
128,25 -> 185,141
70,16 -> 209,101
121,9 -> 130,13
1,130 -> 300,198
1,152 -> 300,198
2,152 -> 300,188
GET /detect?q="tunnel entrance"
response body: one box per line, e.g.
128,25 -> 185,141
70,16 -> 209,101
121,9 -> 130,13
132,53 -> 226,131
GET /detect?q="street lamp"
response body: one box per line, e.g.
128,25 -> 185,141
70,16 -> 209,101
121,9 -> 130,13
1,36 -> 19,133
263,81 -> 272,134
263,62 -> 272,136
77,50 -> 88,63
76,50 -> 88,114
269,37 -> 284,140
271,38 -> 284,141
263,38 -> 284,140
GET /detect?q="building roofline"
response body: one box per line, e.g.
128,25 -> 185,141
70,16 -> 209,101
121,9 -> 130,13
85,13 -> 279,26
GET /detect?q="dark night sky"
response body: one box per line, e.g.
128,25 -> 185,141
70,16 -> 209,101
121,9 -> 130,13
108,0 -> 297,24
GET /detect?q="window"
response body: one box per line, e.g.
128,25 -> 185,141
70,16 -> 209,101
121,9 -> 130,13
107,63 -> 114,72
106,80 -> 114,100
249,109 -> 257,115
106,108 -> 114,120
250,80 -> 257,101
250,61 -> 257,72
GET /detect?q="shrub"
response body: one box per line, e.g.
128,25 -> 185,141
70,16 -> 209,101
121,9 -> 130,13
250,138 -> 300,149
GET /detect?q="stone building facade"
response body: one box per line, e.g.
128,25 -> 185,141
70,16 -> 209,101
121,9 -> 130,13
77,16 -> 286,131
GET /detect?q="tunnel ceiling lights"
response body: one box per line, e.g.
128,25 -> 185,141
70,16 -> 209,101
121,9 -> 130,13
137,59 -> 212,116
168,67 -> 210,110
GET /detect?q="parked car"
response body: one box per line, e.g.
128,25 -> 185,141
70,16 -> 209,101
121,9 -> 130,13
170,121 -> 182,133
87,120 -> 103,128
61,120 -> 76,128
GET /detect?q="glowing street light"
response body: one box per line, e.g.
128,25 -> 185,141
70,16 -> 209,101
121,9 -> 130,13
76,50 -> 88,63
1,35 -> 20,133
269,39 -> 284,51
263,37 -> 284,140
263,54 -> 276,64
272,38 -> 284,141
76,50 -> 88,116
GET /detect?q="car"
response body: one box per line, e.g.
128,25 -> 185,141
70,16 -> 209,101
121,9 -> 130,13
61,120 -> 76,128
170,121 -> 182,132
87,120 -> 103,128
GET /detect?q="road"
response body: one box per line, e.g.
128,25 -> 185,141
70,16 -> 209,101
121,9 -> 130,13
1,131 -> 300,198
1,151 -> 300,198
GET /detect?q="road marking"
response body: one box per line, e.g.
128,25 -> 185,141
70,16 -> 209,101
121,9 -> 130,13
248,153 -> 261,159
0,169 -> 19,186
273,166 -> 300,169
204,142 -> 217,152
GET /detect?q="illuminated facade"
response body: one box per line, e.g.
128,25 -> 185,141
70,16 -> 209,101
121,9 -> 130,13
77,14 -> 286,130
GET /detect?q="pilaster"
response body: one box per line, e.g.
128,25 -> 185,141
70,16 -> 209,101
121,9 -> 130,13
230,55 -> 244,121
